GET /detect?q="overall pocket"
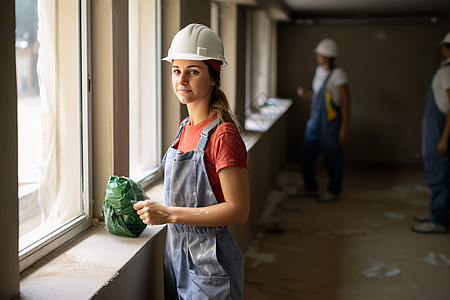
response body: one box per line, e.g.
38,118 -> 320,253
188,231 -> 230,299
190,274 -> 230,300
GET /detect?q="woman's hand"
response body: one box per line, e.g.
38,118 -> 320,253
134,200 -> 171,225
297,87 -> 313,100
339,127 -> 347,145
437,136 -> 448,155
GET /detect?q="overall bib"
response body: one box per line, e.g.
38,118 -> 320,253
422,63 -> 450,226
301,69 -> 343,194
162,118 -> 244,300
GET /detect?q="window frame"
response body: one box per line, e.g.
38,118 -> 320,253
18,0 -> 92,272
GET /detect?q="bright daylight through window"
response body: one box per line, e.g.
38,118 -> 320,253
129,0 -> 160,183
16,0 -> 89,269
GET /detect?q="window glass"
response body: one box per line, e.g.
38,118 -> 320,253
16,0 -> 88,267
16,0 -> 41,239
129,0 -> 160,183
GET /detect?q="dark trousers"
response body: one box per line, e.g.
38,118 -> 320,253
300,138 -> 343,195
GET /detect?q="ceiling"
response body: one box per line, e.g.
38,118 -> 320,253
282,0 -> 450,17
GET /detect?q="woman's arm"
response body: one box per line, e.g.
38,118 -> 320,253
297,87 -> 314,100
134,166 -> 250,226
338,84 -> 350,144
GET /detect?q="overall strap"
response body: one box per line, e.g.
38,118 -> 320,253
170,118 -> 190,147
196,118 -> 220,151
322,68 -> 334,88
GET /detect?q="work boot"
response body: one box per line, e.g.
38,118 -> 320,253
413,214 -> 430,222
316,192 -> 339,203
410,222 -> 447,234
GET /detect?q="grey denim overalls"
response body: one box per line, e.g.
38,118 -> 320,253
162,117 -> 244,300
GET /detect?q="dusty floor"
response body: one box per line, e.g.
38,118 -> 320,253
243,165 -> 450,300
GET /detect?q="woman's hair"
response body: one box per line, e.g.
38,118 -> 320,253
329,57 -> 336,69
206,62 -> 243,132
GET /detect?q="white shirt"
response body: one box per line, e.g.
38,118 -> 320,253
431,58 -> 450,114
312,66 -> 348,107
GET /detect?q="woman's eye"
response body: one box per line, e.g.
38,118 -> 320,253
172,69 -> 199,75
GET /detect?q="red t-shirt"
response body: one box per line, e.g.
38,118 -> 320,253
174,116 -> 248,203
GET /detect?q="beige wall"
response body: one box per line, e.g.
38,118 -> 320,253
92,0 -> 115,218
277,13 -> 450,167
219,3 -> 248,123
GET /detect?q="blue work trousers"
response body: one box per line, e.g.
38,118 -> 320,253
300,138 -> 343,195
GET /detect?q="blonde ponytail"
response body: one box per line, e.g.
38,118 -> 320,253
207,63 -> 243,132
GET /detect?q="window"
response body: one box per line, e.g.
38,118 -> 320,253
16,0 -> 91,271
128,0 -> 161,185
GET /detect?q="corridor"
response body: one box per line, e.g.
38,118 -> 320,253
243,165 -> 450,300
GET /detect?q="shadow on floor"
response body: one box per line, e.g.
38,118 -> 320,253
243,165 -> 450,300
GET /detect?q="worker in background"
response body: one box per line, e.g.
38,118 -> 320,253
134,24 -> 249,298
411,31 -> 450,234
296,38 -> 351,203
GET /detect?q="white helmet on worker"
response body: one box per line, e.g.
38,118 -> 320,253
314,38 -> 339,58
439,31 -> 450,45
163,23 -> 227,66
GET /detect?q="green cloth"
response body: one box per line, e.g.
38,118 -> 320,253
101,176 -> 148,237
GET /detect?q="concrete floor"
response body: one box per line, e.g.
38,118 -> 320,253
243,165 -> 450,300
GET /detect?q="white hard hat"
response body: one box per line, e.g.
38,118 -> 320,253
163,23 -> 227,66
314,38 -> 339,58
439,31 -> 450,45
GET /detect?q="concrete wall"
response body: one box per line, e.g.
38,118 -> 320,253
277,13 -> 450,167
92,229 -> 166,300
231,110 -> 290,251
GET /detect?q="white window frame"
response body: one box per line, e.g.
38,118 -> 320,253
18,0 -> 92,272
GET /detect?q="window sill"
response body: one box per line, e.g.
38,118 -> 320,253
19,178 -> 166,299
243,98 -> 292,150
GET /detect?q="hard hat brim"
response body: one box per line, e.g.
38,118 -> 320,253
313,49 -> 337,58
439,32 -> 450,45
162,53 -> 228,67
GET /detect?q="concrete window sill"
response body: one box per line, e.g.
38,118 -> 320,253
244,98 -> 293,133
19,180 -> 166,299
243,98 -> 292,150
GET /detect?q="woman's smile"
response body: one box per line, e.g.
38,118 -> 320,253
177,88 -> 192,93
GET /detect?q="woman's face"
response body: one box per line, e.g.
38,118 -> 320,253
442,45 -> 450,59
171,60 -> 215,106
315,54 -> 330,66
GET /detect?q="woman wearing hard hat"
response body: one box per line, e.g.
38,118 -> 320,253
134,24 -> 249,299
411,31 -> 450,234
297,38 -> 351,203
